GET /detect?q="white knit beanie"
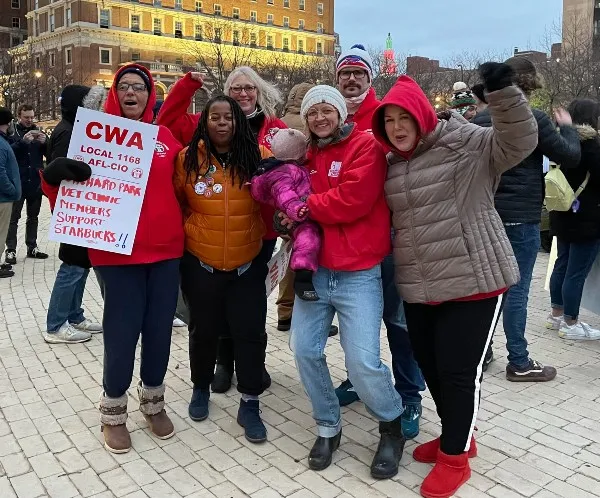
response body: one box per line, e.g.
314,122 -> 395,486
301,85 -> 348,124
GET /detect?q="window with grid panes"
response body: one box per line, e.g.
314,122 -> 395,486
131,15 -> 140,32
99,9 -> 110,28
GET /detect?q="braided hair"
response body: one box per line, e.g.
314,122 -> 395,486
183,95 -> 261,188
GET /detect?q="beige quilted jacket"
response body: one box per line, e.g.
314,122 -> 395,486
384,86 -> 538,303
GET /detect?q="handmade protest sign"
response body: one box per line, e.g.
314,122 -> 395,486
48,108 -> 158,255
266,240 -> 292,296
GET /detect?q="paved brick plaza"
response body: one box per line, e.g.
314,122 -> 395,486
1,203 -> 600,497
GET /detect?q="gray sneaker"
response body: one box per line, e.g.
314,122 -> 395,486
44,322 -> 92,344
72,318 -> 103,334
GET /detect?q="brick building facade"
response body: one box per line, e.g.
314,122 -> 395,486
14,0 -> 334,120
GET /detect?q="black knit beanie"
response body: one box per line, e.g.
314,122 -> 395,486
0,107 -> 13,126
117,67 -> 152,92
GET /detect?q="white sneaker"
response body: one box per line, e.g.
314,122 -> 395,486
173,318 -> 186,327
546,314 -> 564,330
44,322 -> 92,344
559,322 -> 600,340
72,318 -> 103,334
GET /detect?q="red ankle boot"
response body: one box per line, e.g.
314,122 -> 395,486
413,436 -> 477,463
420,449 -> 471,498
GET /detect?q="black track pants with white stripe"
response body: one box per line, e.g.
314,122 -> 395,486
404,294 -> 504,455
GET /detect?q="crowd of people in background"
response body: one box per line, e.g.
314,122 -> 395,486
1,40 -> 600,498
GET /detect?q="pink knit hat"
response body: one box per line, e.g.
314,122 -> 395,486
270,128 -> 307,162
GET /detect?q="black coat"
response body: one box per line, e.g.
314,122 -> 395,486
550,125 -> 600,242
9,123 -> 47,197
472,108 -> 581,224
47,119 -> 73,162
45,109 -> 91,268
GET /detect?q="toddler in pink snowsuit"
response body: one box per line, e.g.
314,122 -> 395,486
251,128 -> 321,301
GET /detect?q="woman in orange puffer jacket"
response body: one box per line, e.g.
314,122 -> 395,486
174,95 -> 272,445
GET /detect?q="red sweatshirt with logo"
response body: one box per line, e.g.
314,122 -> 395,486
307,126 -> 390,271
89,64 -> 184,266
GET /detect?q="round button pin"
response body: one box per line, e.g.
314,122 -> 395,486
194,182 -> 207,195
212,184 -> 223,194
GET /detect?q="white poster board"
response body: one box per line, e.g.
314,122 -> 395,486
266,240 -> 292,296
545,236 -> 600,316
48,108 -> 159,255
581,252 -> 600,316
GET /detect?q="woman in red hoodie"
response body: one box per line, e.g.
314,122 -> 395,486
158,66 -> 286,392
93,65 -> 184,454
371,65 -> 537,497
289,85 -> 405,480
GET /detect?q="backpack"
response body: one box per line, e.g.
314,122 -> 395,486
544,163 -> 590,212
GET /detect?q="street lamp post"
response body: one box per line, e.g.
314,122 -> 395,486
457,64 -> 464,81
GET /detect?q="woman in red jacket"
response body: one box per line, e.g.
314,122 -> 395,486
289,86 -> 405,479
93,64 -> 184,454
158,67 -> 286,392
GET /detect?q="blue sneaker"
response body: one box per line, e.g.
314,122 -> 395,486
401,403 -> 421,439
335,379 -> 360,407
189,388 -> 210,421
237,399 -> 267,443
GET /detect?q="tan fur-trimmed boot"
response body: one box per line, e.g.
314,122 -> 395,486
138,382 -> 175,440
99,393 -> 131,454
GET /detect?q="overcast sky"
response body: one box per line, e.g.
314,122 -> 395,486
335,0 -> 564,62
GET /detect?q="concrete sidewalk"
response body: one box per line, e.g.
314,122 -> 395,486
1,202 -> 600,497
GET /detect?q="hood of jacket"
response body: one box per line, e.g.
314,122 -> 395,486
284,82 -> 315,116
576,124 -> 598,142
104,64 -> 156,123
371,76 -> 438,155
61,85 -> 107,124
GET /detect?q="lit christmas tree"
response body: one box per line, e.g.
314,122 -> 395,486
383,33 -> 398,76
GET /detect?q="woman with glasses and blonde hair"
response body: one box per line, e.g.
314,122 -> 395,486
158,67 -> 287,393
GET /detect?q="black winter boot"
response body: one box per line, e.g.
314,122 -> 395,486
370,416 -> 406,479
293,270 -> 319,301
308,429 -> 342,471
211,364 -> 233,393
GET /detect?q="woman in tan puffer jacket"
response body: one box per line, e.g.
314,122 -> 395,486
371,63 -> 537,498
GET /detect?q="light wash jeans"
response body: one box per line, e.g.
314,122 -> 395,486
291,264 -> 403,437
46,263 -> 89,332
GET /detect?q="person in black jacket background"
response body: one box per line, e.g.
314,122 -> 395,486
4,104 -> 48,264
472,57 -> 581,382
42,84 -> 106,344
548,99 -> 600,340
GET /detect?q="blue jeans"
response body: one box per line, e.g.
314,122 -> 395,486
550,238 -> 600,321
47,263 -> 89,332
502,223 -> 540,369
381,254 -> 425,404
291,265 -> 403,437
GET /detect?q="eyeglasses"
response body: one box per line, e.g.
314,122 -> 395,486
338,70 -> 367,81
116,83 -> 148,93
230,85 -> 257,95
